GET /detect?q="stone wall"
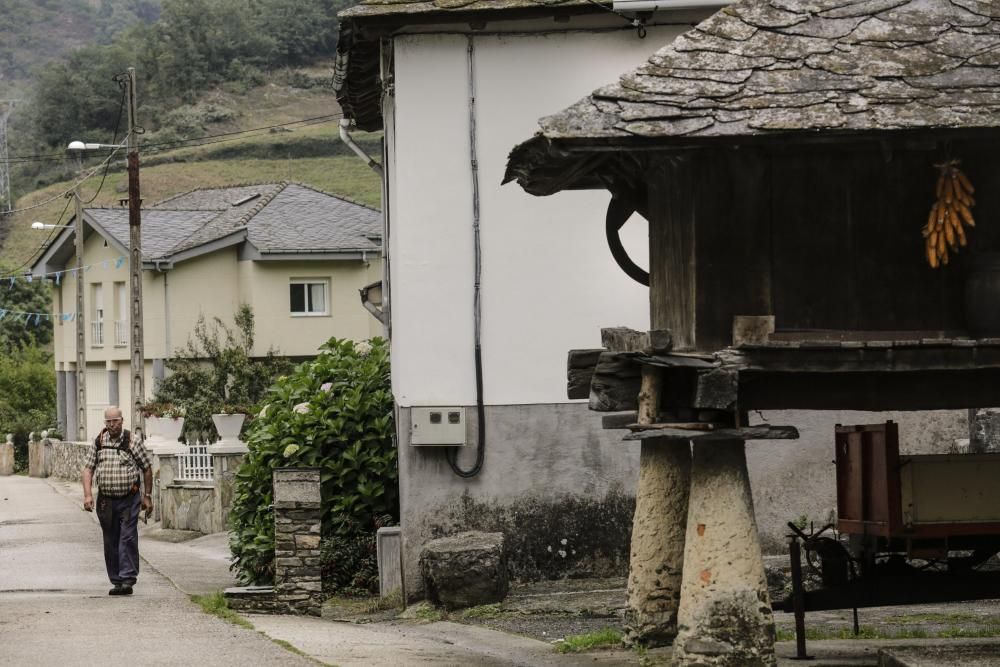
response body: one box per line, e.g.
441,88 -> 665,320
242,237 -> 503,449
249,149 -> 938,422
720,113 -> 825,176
162,482 -> 217,534
46,440 -> 91,482
28,438 -> 50,478
273,468 -> 323,616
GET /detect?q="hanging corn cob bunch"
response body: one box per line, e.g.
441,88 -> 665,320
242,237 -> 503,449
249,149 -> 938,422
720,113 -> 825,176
924,160 -> 976,268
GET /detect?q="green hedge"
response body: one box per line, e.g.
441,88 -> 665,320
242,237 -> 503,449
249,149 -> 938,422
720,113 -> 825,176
229,337 -> 397,585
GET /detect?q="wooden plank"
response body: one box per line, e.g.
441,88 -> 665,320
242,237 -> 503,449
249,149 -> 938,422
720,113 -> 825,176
626,352 -> 715,369
623,425 -> 799,442
733,315 -> 775,347
717,346 -> 1000,373
739,368 -> 1000,411
601,327 -> 648,353
648,157 -> 696,349
567,348 -> 603,400
627,422 -> 722,432
602,412 -> 638,429
588,352 -> 641,412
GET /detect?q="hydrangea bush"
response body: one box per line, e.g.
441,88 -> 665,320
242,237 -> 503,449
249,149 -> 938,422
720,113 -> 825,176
229,337 -> 397,585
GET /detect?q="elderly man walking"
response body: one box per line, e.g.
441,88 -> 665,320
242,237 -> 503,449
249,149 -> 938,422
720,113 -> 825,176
82,406 -> 154,595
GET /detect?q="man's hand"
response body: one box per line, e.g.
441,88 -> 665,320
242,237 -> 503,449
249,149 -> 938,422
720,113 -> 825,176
141,495 -> 153,515
83,495 -> 94,512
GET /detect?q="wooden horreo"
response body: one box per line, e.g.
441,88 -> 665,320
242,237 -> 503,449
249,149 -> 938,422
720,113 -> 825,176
506,0 -> 1000,663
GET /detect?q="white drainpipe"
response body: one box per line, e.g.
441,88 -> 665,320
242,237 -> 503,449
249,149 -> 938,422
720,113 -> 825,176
339,119 -> 383,177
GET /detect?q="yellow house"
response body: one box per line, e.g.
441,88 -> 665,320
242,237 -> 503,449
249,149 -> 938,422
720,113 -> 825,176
31,182 -> 383,439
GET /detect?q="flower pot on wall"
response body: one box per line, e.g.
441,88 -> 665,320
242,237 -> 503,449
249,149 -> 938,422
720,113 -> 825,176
212,413 -> 246,442
210,413 -> 248,455
144,417 -> 185,455
966,252 -> 1000,337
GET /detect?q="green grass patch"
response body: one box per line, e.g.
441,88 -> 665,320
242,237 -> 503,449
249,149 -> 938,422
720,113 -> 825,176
461,603 -> 504,620
777,623 -> 1000,642
414,603 -> 446,622
555,628 -> 623,653
190,591 -> 254,630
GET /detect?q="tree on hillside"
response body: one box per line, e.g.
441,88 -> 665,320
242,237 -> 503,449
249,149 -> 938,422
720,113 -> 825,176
0,263 -> 53,353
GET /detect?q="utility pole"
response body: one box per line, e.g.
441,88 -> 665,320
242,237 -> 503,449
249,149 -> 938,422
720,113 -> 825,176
125,68 -> 145,439
0,100 -> 19,214
73,187 -> 86,441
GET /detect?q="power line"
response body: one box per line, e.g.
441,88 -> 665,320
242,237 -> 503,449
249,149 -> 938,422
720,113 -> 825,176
0,113 -> 345,166
3,142 -> 126,215
0,193 -> 73,280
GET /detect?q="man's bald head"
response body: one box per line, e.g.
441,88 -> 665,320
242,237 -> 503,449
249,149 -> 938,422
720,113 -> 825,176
104,406 -> 124,437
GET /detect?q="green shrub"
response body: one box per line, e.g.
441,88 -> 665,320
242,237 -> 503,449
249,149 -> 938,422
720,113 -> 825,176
320,513 -> 394,597
229,337 -> 397,585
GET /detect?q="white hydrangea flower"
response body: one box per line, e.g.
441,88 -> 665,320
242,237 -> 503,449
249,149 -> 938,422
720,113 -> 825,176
355,340 -> 373,356
258,405 -> 269,419
320,382 -> 333,393
293,402 -> 310,414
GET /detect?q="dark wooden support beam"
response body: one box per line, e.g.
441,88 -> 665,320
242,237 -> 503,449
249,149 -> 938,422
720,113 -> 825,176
590,352 -> 641,412
623,425 -> 799,442
695,368 -> 739,411
568,348 -> 604,400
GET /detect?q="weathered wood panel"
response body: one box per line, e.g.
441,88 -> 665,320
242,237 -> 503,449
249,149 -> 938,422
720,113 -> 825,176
567,348 -> 603,400
648,158 -> 696,349
623,425 -> 798,442
588,352 -> 641,412
693,149 -> 773,352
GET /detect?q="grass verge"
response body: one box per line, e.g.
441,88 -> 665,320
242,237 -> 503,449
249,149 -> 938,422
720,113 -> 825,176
190,591 -> 254,630
555,628 -> 623,653
776,623 -> 1000,641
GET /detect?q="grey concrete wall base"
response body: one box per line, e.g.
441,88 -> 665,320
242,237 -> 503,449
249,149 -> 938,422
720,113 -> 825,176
273,468 -> 323,616
0,442 -> 13,476
624,440 -> 691,647
377,526 -> 403,598
673,440 -> 775,667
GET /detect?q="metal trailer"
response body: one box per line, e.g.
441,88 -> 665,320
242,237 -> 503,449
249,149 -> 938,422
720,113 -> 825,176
776,421 -> 1000,659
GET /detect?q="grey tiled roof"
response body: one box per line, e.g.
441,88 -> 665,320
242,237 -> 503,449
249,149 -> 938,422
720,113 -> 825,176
506,0 -> 1000,193
87,209 -> 222,260
246,184 -> 381,253
86,182 -> 380,262
341,0 -> 600,19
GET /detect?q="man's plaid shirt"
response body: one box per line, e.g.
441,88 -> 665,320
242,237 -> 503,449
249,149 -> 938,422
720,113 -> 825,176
84,429 -> 152,498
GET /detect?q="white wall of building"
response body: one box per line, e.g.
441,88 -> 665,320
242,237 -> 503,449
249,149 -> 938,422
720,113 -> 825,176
388,24 -> 692,407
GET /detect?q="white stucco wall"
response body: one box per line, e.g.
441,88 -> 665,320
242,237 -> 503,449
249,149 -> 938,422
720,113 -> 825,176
388,23 -> 695,407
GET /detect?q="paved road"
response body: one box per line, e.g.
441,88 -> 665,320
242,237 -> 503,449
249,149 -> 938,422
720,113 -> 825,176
0,475 -> 312,667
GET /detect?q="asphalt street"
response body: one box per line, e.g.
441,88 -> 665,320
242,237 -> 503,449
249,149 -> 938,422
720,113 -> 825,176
0,474 -> 312,667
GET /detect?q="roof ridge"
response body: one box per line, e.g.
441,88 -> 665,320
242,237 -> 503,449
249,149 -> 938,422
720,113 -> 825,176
234,181 -> 291,229
285,180 -> 381,213
150,181 -> 286,207
166,209 -> 235,255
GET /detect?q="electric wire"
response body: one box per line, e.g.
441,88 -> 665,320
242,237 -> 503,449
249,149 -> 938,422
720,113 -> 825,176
80,87 -> 127,205
0,113 -> 344,165
2,142 -> 126,214
0,193 -> 73,280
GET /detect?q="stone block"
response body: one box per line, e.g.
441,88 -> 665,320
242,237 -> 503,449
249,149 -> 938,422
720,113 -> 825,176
273,468 -> 321,507
377,526 -> 403,599
295,534 -> 321,549
420,531 -> 509,610
0,442 -> 13,476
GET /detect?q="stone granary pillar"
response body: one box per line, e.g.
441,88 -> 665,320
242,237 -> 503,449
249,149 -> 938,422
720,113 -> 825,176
273,468 -> 323,616
624,364 -> 691,646
625,440 -> 691,645
672,440 -> 775,666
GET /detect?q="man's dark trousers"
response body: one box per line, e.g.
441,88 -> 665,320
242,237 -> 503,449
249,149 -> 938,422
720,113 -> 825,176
96,492 -> 141,585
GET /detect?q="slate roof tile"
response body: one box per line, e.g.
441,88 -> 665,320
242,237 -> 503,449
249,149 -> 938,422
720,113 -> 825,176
506,0 -> 1000,194
87,183 -> 380,261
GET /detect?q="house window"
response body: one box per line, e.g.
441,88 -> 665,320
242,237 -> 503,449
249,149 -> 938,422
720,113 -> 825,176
91,284 -> 104,347
290,279 -> 328,316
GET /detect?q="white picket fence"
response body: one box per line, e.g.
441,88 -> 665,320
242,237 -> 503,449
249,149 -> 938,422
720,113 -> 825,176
176,441 -> 214,481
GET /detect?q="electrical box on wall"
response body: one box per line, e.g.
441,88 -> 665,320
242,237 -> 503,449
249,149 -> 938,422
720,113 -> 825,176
410,407 -> 467,446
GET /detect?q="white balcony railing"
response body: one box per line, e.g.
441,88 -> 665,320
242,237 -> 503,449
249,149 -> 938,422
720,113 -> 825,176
91,321 -> 104,347
177,443 -> 214,481
114,320 -> 128,347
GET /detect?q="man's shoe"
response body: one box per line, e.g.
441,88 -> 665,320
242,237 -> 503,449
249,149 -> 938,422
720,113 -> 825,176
109,584 -> 133,596
120,585 -> 133,595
